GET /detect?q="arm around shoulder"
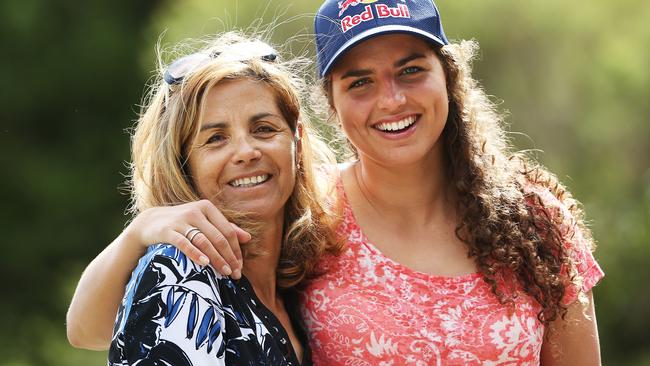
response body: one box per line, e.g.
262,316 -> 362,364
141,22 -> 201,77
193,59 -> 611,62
66,203 -> 249,350
66,226 -> 149,350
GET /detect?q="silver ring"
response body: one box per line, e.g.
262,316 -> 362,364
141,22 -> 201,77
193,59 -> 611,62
188,230 -> 202,243
184,227 -> 201,242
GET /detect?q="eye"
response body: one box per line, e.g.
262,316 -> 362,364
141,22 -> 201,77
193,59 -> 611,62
255,125 -> 276,133
401,66 -> 423,75
205,132 -> 227,145
349,77 -> 371,90
253,123 -> 281,137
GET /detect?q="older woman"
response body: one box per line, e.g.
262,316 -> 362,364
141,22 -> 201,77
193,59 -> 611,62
67,32 -> 341,365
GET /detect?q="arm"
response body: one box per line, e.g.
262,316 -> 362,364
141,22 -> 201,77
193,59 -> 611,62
66,200 -> 249,350
540,290 -> 601,366
66,228 -> 145,350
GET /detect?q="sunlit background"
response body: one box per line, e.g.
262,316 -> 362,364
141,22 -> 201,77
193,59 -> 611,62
2,0 -> 649,364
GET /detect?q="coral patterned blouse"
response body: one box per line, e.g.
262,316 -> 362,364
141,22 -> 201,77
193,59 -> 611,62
300,178 -> 604,365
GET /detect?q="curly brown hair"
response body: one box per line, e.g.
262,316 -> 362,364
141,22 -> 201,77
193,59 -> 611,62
319,40 -> 595,327
438,40 -> 597,325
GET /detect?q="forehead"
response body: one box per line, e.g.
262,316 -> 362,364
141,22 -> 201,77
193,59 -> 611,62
202,78 -> 281,119
331,33 -> 434,72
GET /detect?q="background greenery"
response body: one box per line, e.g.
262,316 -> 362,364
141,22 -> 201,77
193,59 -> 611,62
1,0 -> 648,364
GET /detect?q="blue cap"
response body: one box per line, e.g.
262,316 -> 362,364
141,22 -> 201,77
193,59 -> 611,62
315,0 -> 449,77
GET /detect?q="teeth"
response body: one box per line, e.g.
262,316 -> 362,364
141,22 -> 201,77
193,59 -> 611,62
375,116 -> 416,132
229,174 -> 269,187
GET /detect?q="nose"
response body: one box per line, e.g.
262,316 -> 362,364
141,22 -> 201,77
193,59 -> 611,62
376,78 -> 406,112
231,136 -> 262,165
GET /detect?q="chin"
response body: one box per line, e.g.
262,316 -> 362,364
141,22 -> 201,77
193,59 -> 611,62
227,200 -> 284,219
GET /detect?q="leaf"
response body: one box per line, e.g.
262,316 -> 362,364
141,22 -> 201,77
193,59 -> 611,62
195,307 -> 214,349
207,319 -> 222,353
186,293 -> 198,339
164,288 -> 186,328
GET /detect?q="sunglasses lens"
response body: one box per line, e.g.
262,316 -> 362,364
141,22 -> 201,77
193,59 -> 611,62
163,53 -> 211,85
163,43 -> 278,85
261,53 -> 277,62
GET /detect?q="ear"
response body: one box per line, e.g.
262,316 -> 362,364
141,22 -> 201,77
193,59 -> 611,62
295,121 -> 303,166
295,121 -> 304,141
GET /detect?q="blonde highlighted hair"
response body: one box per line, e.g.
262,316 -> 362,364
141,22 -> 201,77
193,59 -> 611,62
129,31 -> 342,288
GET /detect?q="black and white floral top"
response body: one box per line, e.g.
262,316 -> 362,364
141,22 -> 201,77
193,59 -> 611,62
108,244 -> 310,366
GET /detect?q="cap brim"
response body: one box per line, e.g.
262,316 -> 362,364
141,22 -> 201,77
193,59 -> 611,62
320,25 -> 447,77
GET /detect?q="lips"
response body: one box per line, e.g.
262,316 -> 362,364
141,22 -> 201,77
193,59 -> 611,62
372,115 -> 418,133
228,173 -> 271,188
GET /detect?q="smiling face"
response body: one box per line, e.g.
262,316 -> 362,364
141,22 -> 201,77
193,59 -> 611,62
329,34 -> 449,168
187,78 -> 297,220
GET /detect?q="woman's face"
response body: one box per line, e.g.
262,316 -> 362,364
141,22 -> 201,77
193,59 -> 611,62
188,78 -> 297,219
329,34 -> 448,168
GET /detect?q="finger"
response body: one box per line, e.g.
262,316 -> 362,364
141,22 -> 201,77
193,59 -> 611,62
195,222 -> 241,278
199,201 -> 243,276
167,231 -> 210,266
232,224 -> 252,243
230,223 -> 249,263
189,230 -> 232,276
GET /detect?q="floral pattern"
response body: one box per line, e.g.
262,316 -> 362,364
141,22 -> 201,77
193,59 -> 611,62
109,244 -> 307,366
300,179 -> 603,365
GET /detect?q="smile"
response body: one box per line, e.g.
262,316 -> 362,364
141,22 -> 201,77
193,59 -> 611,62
373,115 -> 417,133
228,174 -> 270,188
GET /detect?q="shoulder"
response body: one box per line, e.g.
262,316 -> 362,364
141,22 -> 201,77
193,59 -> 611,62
521,180 -> 580,236
522,180 -> 566,212
110,244 -> 232,364
117,244 -> 233,333
519,178 -> 595,261
119,243 -> 232,318
139,243 -> 231,299
520,180 -> 604,302
139,243 -> 228,277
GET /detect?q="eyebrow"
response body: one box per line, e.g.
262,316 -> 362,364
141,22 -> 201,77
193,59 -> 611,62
249,112 -> 279,123
396,53 -> 426,67
340,52 -> 427,80
199,122 -> 227,132
199,112 -> 281,132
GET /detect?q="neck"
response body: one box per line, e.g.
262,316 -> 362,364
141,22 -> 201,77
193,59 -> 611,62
241,213 -> 284,307
353,146 -> 453,223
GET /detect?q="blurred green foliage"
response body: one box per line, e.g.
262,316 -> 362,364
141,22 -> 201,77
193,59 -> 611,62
1,0 -> 648,364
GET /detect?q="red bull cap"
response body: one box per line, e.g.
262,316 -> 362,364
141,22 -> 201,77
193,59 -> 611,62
315,0 -> 449,77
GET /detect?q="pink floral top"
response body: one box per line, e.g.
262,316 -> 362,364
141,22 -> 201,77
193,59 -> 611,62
300,178 -> 604,365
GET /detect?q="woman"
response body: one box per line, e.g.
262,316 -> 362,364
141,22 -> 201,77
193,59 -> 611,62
68,1 -> 604,364
301,1 -> 602,364
68,32 -> 342,365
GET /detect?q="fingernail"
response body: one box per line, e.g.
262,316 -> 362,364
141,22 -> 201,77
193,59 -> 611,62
199,255 -> 209,266
221,265 -> 232,276
232,268 -> 241,279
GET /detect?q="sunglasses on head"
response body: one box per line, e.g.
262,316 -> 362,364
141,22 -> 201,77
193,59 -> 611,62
163,43 -> 278,86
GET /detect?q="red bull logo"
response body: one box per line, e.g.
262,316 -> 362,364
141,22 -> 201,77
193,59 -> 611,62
340,1 -> 411,33
338,0 -> 378,17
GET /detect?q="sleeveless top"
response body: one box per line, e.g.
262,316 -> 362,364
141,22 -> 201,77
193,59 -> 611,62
300,177 -> 604,365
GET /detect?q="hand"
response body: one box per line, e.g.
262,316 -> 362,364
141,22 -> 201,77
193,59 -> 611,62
125,200 -> 251,279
